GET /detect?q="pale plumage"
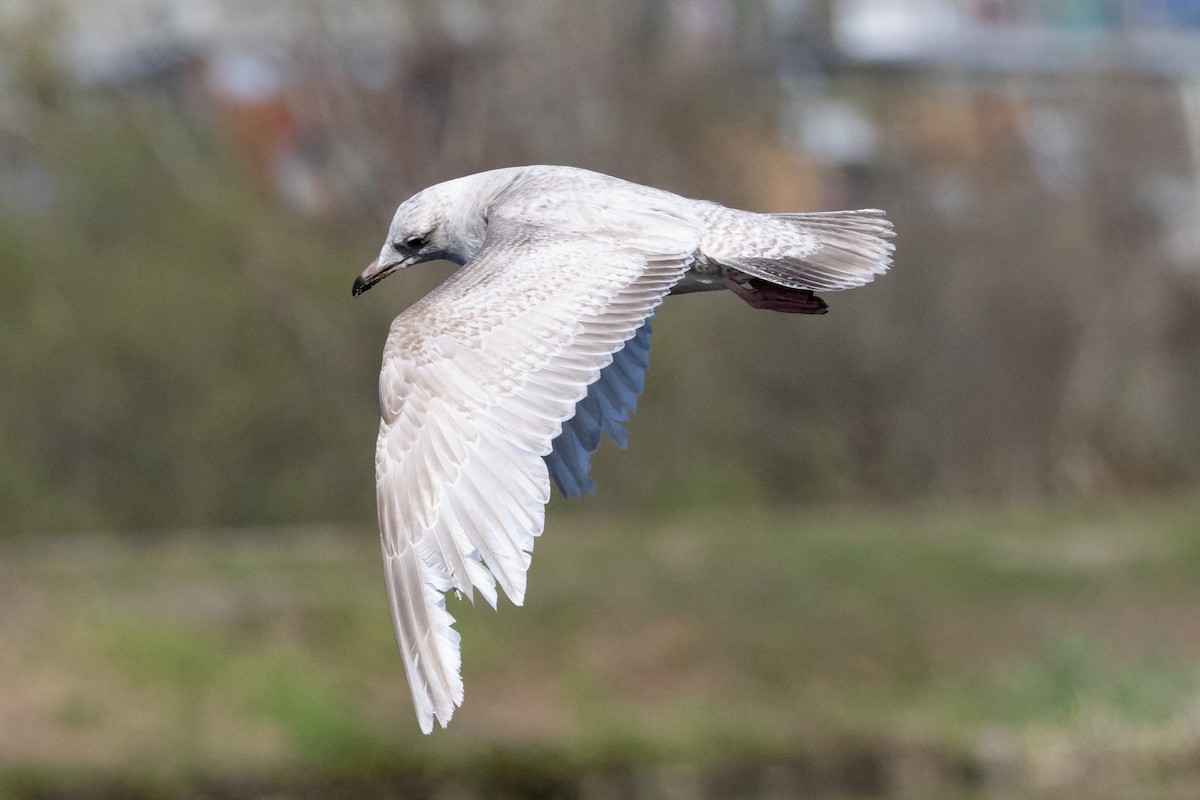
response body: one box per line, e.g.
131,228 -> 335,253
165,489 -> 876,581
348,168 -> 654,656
352,166 -> 895,732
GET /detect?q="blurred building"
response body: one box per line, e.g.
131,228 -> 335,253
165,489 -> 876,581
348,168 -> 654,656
3,0 -> 1197,217
832,0 -> 1200,74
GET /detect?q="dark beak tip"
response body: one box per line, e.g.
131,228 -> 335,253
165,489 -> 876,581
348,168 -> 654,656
351,274 -> 368,297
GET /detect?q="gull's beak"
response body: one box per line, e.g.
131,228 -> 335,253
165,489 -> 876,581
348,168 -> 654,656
352,255 -> 408,297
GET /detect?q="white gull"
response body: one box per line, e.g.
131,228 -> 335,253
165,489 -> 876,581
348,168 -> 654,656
351,165 -> 895,732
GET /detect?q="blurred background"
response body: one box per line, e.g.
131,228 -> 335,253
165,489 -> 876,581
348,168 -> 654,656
2,0 -> 1200,797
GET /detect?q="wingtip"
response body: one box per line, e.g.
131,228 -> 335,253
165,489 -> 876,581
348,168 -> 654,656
413,678 -> 463,735
419,705 -> 456,735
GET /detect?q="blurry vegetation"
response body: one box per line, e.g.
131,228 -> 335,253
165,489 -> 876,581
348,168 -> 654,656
3,498 -> 1200,797
1,4 -> 1199,534
0,103 -> 386,531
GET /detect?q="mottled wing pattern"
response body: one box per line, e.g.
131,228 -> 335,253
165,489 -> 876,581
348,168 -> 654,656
374,214 -> 698,733
544,316 -> 653,497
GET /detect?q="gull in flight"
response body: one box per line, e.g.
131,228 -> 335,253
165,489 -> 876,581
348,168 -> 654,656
351,165 -> 895,732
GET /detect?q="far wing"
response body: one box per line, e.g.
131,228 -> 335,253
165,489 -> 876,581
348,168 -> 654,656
544,315 -> 653,498
374,216 -> 697,733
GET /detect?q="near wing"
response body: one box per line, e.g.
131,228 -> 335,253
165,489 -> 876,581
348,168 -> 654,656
374,216 -> 698,733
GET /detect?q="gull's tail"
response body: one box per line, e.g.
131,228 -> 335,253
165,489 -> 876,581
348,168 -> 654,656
703,208 -> 895,294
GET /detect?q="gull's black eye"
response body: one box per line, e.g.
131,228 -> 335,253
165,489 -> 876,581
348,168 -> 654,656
399,234 -> 427,251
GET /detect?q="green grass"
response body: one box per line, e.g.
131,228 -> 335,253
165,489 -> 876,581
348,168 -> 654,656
3,497 -> 1200,797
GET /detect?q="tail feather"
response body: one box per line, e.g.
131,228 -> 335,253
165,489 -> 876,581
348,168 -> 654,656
704,208 -> 895,293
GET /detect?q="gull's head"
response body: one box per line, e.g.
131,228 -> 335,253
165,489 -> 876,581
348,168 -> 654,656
352,176 -> 492,297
